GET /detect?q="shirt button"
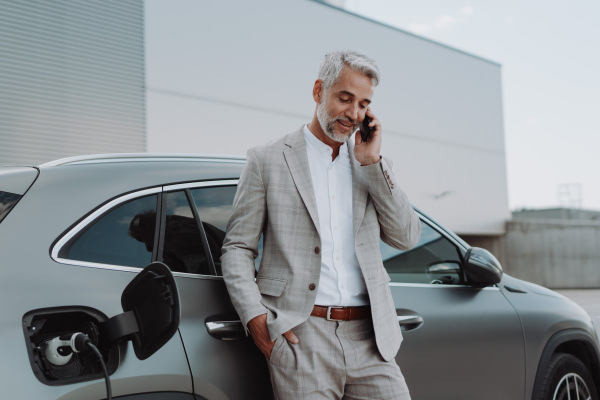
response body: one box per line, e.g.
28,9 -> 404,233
315,247 -> 320,254
309,283 -> 316,290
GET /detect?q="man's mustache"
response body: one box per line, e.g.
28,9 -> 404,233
334,117 -> 359,130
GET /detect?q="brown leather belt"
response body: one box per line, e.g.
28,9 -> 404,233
311,305 -> 371,321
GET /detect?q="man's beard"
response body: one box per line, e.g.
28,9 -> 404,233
316,100 -> 358,143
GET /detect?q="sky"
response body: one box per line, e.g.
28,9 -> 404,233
338,0 -> 600,211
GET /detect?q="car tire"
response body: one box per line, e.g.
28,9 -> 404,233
534,352 -> 597,400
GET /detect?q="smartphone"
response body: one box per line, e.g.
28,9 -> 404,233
360,115 -> 373,142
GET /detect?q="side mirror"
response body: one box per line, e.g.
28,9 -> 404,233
463,247 -> 503,286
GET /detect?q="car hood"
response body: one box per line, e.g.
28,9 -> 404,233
502,273 -> 566,299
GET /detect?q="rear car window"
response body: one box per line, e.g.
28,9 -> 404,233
0,191 -> 21,223
59,195 -> 159,268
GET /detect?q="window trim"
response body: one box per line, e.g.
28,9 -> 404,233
416,212 -> 469,254
151,192 -> 164,262
184,189 -> 217,276
163,179 -> 239,192
388,282 -> 500,290
51,180 -> 239,278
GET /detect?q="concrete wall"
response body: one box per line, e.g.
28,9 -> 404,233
144,0 -> 510,235
467,220 -> 600,289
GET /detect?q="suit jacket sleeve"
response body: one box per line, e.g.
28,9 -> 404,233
360,157 -> 421,250
221,148 -> 268,329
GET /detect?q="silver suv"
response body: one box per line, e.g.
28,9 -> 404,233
1,154 -> 598,400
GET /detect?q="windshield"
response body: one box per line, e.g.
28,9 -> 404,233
0,191 -> 22,223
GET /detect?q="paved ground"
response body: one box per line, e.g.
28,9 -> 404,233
556,289 -> 600,323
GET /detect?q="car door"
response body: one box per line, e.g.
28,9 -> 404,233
386,216 -> 526,400
159,181 -> 272,400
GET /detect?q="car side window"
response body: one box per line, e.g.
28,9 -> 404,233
161,190 -> 212,275
381,220 -> 464,285
60,195 -> 158,268
189,185 -> 263,275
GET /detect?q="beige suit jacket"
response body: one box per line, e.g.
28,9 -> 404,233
221,128 -> 421,361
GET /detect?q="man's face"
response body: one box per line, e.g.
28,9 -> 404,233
316,67 -> 373,143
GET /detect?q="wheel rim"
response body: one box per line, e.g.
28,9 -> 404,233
553,372 -> 592,400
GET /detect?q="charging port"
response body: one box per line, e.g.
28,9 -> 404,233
22,306 -> 119,386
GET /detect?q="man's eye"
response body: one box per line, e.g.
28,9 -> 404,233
339,98 -> 350,103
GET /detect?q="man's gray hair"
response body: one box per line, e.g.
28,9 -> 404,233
318,50 -> 379,91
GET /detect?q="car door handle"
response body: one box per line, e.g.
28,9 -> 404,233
205,320 -> 247,340
397,315 -> 424,331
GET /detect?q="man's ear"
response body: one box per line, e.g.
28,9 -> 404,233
313,79 -> 323,103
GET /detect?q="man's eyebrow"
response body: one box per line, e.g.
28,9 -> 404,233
339,90 -> 372,105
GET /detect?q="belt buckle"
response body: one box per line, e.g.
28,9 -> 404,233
326,306 -> 344,321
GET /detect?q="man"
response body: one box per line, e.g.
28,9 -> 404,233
221,50 -> 421,399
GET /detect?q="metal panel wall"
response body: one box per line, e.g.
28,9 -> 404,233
0,0 -> 145,166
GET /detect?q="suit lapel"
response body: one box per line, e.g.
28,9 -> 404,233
283,129 -> 320,235
349,141 -> 369,236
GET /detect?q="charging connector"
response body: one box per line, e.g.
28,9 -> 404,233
43,332 -> 112,399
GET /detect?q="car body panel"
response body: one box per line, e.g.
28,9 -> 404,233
392,283 -> 525,399
0,166 -> 39,195
175,275 -> 273,400
499,274 -> 600,398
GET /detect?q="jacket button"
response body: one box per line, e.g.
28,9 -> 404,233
315,247 -> 320,254
309,283 -> 316,290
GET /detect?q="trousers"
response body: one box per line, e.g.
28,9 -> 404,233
266,315 -> 411,400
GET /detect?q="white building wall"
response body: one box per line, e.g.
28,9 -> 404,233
145,0 -> 510,235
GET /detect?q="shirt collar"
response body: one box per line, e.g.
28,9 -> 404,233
303,124 -> 349,157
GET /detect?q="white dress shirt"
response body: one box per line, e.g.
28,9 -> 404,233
303,125 -> 369,306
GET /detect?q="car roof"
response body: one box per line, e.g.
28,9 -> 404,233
39,153 -> 246,168
24,154 -> 247,209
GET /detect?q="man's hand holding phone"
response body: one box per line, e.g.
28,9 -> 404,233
354,108 -> 382,166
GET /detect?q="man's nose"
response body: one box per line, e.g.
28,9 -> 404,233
345,103 -> 359,121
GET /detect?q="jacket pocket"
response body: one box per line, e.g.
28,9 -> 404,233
372,266 -> 392,285
257,277 -> 287,297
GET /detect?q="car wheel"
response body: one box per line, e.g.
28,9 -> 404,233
534,353 -> 597,400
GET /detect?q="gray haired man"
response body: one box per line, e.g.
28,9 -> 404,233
221,50 -> 421,399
